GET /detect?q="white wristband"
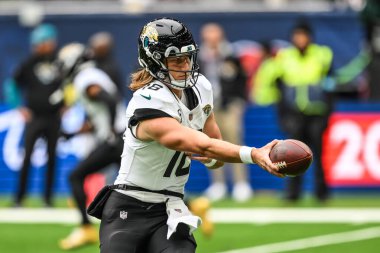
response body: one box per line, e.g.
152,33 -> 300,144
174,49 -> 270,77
239,146 -> 255,164
204,159 -> 217,167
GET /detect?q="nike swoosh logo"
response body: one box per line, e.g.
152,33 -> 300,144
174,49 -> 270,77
140,94 -> 151,100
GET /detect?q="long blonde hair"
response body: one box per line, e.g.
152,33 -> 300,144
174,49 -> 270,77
129,68 -> 154,91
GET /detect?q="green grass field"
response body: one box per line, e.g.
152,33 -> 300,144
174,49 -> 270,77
1,223 -> 379,253
0,224 -> 380,253
1,194 -> 379,253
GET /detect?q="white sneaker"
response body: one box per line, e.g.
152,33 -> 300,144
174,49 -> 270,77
204,183 -> 227,202
232,182 -> 253,202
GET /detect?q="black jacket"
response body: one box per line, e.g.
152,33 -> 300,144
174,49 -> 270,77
14,53 -> 64,116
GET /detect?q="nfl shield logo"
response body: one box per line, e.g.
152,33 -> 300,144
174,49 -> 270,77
189,113 -> 193,121
120,211 -> 128,220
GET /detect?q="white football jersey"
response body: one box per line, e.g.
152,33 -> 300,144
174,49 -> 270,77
115,75 -> 214,202
73,67 -> 126,141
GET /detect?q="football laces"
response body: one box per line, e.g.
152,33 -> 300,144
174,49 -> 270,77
274,161 -> 287,169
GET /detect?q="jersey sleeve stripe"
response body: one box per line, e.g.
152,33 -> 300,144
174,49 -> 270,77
129,108 -> 173,127
127,108 -> 173,139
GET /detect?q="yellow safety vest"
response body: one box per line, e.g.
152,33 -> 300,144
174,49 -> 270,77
253,57 -> 281,106
276,44 -> 333,115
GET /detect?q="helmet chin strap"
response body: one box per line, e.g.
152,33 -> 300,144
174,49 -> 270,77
168,73 -> 189,90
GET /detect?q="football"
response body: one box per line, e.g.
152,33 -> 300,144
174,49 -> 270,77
269,139 -> 313,177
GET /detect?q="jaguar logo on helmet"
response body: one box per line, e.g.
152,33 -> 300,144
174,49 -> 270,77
141,25 -> 158,48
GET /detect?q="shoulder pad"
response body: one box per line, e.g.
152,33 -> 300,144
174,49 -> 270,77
135,82 -> 175,104
131,82 -> 179,118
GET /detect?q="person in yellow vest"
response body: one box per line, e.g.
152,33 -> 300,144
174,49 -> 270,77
252,41 -> 281,105
255,20 -> 333,202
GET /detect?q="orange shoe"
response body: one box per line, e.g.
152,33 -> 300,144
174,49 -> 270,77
59,224 -> 98,250
189,197 -> 214,238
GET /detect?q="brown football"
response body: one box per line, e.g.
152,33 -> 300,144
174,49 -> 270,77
269,139 -> 313,177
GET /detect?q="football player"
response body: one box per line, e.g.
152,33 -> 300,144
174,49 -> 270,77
98,17 -> 283,253
57,43 -> 126,250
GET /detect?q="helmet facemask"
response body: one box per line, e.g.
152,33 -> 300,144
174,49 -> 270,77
159,46 -> 200,90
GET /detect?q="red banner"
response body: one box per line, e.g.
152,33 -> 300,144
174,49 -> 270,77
322,113 -> 380,186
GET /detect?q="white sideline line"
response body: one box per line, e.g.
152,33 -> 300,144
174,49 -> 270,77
210,208 -> 380,224
0,208 -> 83,224
219,226 -> 380,253
0,208 -> 380,224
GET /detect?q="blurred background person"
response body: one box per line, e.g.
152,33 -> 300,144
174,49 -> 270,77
12,23 -> 64,208
360,0 -> 380,100
252,40 -> 281,106
88,31 -> 125,97
198,23 -> 253,202
57,43 -> 126,250
258,19 -> 333,203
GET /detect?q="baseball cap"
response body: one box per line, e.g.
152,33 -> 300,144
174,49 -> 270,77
30,23 -> 57,46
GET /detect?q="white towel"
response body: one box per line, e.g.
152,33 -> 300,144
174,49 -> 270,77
166,197 -> 201,239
